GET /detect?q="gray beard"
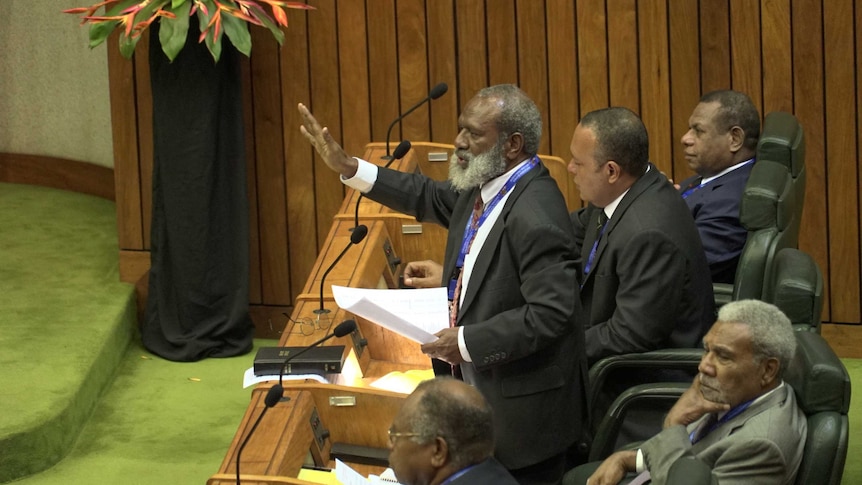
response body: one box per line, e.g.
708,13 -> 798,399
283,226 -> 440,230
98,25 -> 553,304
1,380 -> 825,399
448,144 -> 507,192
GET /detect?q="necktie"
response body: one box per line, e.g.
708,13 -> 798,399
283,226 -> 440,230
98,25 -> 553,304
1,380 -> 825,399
583,211 -> 609,276
596,210 -> 608,239
449,194 -> 484,328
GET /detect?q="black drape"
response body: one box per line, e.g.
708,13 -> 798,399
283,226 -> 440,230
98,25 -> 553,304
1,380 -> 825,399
142,20 -> 254,361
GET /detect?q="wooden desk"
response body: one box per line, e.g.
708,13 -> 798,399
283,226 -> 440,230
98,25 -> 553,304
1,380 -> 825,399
208,383 -> 406,484
211,142 -> 577,483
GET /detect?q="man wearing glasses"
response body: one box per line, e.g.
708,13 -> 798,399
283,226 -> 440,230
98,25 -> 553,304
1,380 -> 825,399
387,377 -> 518,485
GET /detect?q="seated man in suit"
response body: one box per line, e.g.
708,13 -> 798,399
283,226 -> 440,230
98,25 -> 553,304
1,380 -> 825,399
568,107 -> 715,365
677,90 -> 760,284
299,84 -> 587,485
387,377 -> 519,485
567,299 -> 806,485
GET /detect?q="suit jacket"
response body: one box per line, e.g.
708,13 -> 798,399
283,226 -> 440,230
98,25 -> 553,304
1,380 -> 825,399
572,164 -> 715,364
367,161 -> 588,470
678,162 -> 754,285
448,458 -> 521,485
641,384 -> 807,485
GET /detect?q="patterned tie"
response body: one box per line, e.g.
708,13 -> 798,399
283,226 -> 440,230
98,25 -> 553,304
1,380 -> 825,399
449,193 -> 484,328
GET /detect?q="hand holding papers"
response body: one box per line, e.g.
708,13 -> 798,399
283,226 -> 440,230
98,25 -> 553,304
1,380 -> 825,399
332,286 -> 449,344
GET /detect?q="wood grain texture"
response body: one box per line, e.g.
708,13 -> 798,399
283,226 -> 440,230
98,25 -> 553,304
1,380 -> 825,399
101,0 -> 862,325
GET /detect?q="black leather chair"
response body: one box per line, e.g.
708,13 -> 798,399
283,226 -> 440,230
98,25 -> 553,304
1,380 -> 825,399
714,111 -> 806,308
585,247 -> 824,446
769,248 -> 824,333
584,331 -> 850,485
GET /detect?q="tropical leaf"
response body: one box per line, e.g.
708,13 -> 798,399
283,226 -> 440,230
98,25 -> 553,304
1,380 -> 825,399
88,20 -> 120,48
246,4 -> 284,45
197,6 -> 222,61
118,31 -> 142,58
159,1 -> 191,61
221,13 -> 252,57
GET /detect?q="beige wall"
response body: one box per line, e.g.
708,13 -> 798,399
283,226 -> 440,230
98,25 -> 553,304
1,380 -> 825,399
0,0 -> 113,167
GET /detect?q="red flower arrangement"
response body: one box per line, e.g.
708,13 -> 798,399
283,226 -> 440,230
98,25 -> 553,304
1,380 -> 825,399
65,0 -> 314,61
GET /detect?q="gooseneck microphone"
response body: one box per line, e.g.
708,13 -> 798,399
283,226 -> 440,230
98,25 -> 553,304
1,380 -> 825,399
354,139 -> 412,228
382,82 -> 448,160
316,226 -> 368,321
235,319 -> 357,484
274,319 -> 357,388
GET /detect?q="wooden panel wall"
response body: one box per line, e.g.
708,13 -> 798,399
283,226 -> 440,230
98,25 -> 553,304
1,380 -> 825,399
109,0 -> 862,325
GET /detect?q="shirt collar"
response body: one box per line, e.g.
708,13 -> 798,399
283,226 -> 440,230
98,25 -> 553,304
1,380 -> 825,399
701,157 -> 755,186
478,159 -> 530,204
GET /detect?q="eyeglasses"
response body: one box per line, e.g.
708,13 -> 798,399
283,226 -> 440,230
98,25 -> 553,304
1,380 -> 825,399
387,428 -> 420,445
283,313 -> 331,336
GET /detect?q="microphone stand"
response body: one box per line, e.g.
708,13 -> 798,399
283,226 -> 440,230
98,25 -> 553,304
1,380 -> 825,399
234,320 -> 357,484
382,82 -> 448,160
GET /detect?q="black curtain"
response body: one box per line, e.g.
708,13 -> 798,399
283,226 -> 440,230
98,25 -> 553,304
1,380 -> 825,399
142,19 -> 254,361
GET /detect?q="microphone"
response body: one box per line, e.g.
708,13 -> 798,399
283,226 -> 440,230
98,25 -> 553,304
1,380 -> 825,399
275,319 -> 357,389
315,226 -> 368,323
354,139 -> 412,227
235,319 -> 357,485
382,82 -> 448,160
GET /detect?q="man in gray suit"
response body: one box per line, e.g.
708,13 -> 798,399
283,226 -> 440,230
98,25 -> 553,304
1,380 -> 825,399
568,107 -> 715,365
299,84 -> 588,485
569,299 -> 806,485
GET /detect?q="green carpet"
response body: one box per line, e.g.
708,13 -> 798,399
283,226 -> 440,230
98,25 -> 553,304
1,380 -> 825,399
841,359 -> 861,485
2,181 -> 859,484
0,182 -> 136,482
10,337 -> 276,485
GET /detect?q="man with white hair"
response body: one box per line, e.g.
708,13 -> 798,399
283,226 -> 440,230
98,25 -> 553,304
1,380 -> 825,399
567,299 -> 807,485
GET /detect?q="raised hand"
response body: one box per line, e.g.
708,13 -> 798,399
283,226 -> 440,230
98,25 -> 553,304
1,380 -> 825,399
297,103 -> 358,178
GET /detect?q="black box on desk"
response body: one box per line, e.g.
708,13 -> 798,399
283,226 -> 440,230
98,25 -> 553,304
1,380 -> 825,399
253,345 -> 346,376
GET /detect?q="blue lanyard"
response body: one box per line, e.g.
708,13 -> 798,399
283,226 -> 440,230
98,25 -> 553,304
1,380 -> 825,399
440,463 -> 478,485
447,156 -> 539,299
690,398 -> 754,443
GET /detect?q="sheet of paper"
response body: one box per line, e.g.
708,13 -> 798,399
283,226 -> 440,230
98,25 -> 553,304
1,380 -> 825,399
335,458 -> 370,485
242,367 -> 329,389
332,286 -> 449,344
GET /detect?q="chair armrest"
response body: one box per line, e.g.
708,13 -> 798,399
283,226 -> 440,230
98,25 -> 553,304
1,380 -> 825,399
589,349 -> 704,420
713,283 -> 733,308
589,382 -> 689,462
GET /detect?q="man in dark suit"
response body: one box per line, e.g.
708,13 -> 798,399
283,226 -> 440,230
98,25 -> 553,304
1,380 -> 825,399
567,300 -> 806,485
299,84 -> 587,485
568,107 -> 715,365
677,90 -> 760,284
387,377 -> 519,485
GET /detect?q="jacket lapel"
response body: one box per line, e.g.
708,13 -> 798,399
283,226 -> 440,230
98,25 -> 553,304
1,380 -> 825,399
455,163 -> 543,322
581,163 -> 663,286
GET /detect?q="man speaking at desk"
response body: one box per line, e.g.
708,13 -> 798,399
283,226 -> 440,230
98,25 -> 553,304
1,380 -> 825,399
299,84 -> 587,485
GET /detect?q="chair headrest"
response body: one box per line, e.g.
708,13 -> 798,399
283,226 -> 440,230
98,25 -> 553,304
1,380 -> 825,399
769,248 -> 823,329
740,160 -> 794,231
784,331 -> 850,414
757,111 -> 805,177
